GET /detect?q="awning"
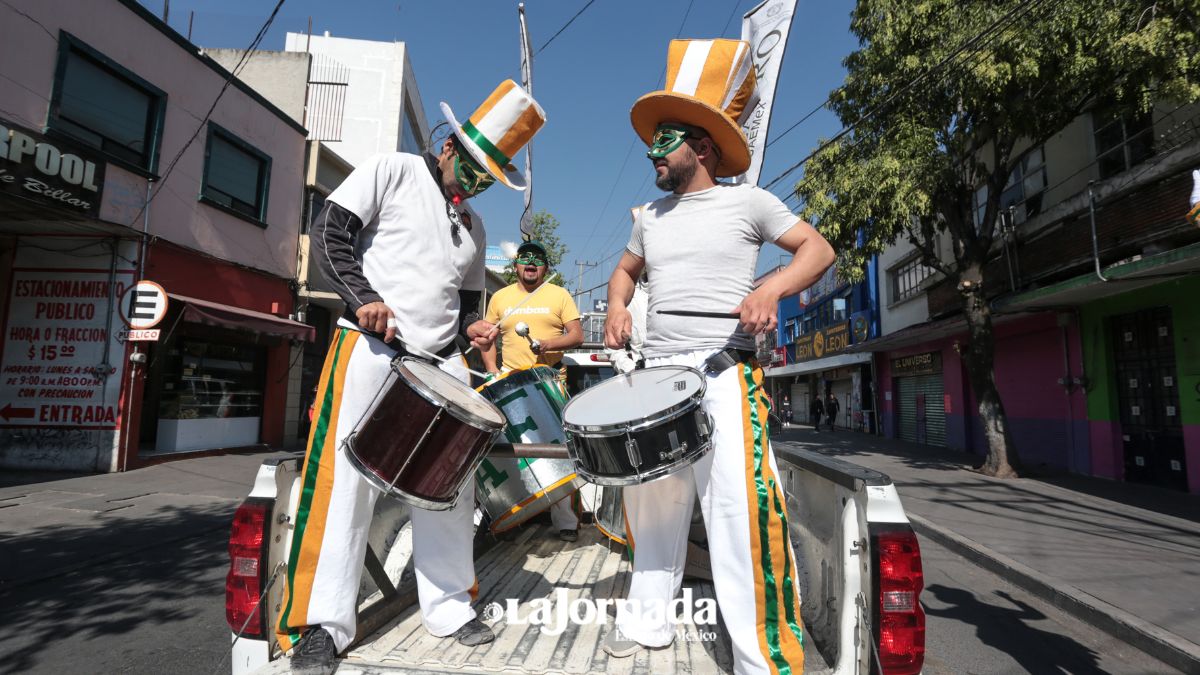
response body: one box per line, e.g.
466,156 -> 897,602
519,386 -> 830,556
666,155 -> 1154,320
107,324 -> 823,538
991,240 -> 1200,311
171,293 -> 315,342
764,352 -> 872,378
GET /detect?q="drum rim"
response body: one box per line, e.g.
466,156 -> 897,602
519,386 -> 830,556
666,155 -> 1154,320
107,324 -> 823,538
560,365 -> 707,433
571,441 -> 712,486
394,357 -> 506,430
564,396 -> 704,436
475,363 -> 562,394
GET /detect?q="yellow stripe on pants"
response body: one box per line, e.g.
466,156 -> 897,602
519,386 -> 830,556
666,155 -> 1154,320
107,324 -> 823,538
277,329 -> 360,650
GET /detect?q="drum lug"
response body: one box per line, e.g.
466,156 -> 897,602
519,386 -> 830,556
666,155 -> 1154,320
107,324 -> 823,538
624,437 -> 642,468
696,410 -> 711,437
659,441 -> 688,461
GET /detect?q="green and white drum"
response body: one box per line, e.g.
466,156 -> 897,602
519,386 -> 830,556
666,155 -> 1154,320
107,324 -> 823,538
475,366 -> 582,533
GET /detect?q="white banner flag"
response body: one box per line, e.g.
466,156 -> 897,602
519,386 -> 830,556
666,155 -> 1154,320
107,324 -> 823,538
734,0 -> 799,187
518,3 -> 535,240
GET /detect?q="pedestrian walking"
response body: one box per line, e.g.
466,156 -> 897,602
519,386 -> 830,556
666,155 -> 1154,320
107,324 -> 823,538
810,395 -> 823,432
826,394 -> 841,431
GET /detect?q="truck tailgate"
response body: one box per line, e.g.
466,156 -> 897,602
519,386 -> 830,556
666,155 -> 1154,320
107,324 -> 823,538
254,522 -> 831,674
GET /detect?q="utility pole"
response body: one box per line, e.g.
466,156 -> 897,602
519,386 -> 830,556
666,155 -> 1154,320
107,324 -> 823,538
573,260 -> 599,299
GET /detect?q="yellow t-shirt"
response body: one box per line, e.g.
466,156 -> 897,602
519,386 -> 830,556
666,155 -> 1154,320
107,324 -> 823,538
485,282 -> 581,370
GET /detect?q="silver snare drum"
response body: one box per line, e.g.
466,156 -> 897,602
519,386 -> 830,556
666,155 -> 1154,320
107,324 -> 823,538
562,365 -> 711,486
474,366 -> 581,533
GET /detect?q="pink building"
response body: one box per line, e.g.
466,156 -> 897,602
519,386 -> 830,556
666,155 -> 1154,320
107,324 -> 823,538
0,0 -> 310,471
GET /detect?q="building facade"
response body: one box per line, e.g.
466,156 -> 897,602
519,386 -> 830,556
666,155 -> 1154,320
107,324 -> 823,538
764,256 -> 881,432
862,103 -> 1200,492
0,0 -> 309,471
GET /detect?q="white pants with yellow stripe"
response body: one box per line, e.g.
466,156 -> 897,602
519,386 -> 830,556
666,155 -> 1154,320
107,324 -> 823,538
617,350 -> 805,675
276,329 -> 478,653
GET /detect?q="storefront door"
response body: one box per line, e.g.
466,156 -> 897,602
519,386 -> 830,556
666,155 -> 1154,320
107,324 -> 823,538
897,374 -> 946,447
1111,307 -> 1187,490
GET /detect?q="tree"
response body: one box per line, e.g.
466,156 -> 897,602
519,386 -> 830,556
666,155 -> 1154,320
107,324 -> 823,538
502,210 -> 569,286
795,0 -> 1199,477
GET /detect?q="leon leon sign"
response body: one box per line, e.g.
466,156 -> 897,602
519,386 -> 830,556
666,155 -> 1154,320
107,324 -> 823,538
0,118 -> 105,217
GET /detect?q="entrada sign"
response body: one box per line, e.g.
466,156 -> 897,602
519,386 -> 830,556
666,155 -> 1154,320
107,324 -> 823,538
0,118 -> 105,217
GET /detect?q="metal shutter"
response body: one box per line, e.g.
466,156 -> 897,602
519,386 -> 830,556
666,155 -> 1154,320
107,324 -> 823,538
897,374 -> 946,447
790,383 -> 809,423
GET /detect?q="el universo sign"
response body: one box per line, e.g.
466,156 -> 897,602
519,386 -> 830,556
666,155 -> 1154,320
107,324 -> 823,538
0,118 -> 105,217
891,351 -> 943,377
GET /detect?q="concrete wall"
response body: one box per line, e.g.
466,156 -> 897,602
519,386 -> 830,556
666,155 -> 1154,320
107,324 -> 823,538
0,0 -> 307,282
283,32 -> 428,166
877,243 -> 932,336
205,49 -> 310,125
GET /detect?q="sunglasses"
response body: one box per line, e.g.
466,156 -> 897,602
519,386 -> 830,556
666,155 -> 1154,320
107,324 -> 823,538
453,144 -> 495,196
515,254 -> 547,266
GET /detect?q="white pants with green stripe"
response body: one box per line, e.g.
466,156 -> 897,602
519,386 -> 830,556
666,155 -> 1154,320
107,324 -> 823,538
278,330 -> 478,653
617,350 -> 805,675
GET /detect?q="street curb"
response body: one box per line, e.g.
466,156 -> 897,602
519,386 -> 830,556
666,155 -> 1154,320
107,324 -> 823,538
907,512 -> 1200,674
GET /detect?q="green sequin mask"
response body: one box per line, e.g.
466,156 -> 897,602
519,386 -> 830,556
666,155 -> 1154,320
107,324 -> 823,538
647,123 -> 693,159
453,145 -> 495,196
515,254 -> 547,266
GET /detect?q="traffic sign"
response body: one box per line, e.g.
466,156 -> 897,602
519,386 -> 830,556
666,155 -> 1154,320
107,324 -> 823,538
119,280 -> 168,329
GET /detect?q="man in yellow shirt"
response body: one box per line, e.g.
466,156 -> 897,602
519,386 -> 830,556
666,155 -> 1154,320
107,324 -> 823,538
481,240 -> 584,540
482,240 -> 584,374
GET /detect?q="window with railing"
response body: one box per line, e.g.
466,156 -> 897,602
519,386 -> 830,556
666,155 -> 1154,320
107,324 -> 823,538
974,145 -> 1048,230
1093,110 -> 1154,180
890,255 -> 935,304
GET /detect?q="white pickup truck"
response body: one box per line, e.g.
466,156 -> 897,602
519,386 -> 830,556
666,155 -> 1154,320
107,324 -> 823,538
224,430 -> 926,675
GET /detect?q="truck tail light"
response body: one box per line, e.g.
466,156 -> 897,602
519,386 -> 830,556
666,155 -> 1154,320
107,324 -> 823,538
226,498 -> 272,638
871,523 -> 925,674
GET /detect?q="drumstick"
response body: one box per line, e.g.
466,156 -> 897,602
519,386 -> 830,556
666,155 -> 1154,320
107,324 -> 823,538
382,320 -> 491,379
656,309 -> 741,319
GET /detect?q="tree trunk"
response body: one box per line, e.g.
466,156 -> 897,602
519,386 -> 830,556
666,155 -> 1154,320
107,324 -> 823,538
957,268 -> 1020,478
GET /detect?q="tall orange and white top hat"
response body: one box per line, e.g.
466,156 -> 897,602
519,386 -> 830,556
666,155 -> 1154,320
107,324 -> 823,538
441,79 -> 546,191
630,39 -> 757,177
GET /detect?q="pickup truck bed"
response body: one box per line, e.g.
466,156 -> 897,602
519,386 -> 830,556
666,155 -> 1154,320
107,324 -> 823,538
253,521 -> 831,674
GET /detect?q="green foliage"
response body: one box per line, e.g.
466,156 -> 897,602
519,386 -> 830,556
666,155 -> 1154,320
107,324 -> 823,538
502,210 -> 568,286
796,0 -> 1200,281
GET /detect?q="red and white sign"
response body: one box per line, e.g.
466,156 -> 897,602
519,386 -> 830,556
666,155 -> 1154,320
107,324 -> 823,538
120,328 -> 161,342
119,280 -> 168,328
0,267 -> 130,428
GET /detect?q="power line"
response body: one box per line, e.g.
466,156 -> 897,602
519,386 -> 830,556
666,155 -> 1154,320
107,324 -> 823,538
575,0 -> 696,260
127,0 -> 287,228
536,0 -> 595,55
761,0 -> 1056,193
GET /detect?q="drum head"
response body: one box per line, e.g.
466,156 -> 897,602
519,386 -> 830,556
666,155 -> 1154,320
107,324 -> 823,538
399,358 -> 505,428
563,365 -> 704,428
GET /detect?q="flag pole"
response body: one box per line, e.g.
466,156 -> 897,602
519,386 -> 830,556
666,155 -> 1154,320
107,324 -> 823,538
518,3 -> 535,241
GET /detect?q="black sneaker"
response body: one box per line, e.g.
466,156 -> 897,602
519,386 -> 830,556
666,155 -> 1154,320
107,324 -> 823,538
290,626 -> 337,675
558,528 -> 578,542
452,618 -> 495,646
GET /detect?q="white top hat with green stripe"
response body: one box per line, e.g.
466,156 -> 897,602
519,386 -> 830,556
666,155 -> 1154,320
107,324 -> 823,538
441,79 -> 546,191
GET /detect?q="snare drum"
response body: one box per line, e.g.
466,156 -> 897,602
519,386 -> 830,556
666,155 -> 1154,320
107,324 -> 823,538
475,366 -> 582,533
344,357 -> 506,511
562,365 -> 711,486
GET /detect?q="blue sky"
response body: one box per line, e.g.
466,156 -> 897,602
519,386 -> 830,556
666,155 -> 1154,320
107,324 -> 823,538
141,0 -> 858,307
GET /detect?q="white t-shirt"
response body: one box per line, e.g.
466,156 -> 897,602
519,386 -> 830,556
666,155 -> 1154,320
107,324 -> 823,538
327,153 -> 486,354
626,183 -> 796,357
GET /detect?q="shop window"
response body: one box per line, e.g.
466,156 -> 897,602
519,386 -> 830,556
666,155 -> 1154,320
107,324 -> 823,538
890,255 -> 934,304
201,123 -> 272,225
48,32 -> 166,174
973,145 -> 1047,230
159,339 -> 265,422
1093,110 -> 1154,180
833,294 -> 849,323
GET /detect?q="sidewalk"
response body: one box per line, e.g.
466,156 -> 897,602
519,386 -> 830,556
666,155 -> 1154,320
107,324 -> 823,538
773,425 -> 1200,673
0,450 -> 288,588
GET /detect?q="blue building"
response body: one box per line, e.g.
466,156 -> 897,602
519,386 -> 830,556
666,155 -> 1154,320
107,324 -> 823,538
764,254 -> 881,432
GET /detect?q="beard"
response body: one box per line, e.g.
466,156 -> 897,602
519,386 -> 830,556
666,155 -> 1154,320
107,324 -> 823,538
654,155 -> 697,191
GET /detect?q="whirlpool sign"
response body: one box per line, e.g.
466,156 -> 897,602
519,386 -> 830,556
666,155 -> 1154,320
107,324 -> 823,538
0,118 -> 105,218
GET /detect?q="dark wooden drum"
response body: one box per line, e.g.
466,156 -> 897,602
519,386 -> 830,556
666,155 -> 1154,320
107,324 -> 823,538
345,357 -> 506,511
562,365 -> 712,486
